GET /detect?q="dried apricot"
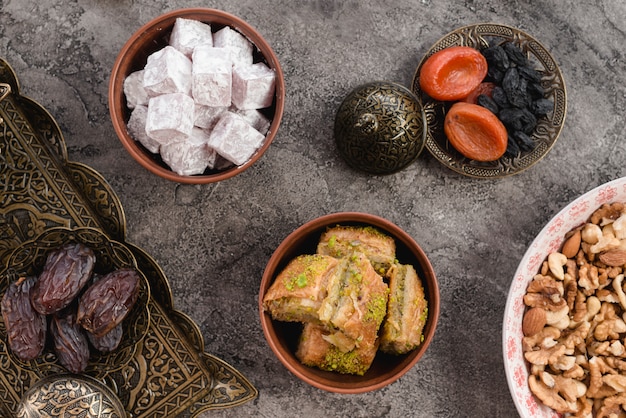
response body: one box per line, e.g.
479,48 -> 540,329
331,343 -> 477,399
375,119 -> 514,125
444,102 -> 508,161
462,82 -> 496,104
419,46 -> 488,101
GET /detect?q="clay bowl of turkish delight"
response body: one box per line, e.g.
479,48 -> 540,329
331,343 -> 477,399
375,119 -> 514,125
259,212 -> 440,393
503,177 -> 626,417
109,8 -> 285,183
0,227 -> 150,377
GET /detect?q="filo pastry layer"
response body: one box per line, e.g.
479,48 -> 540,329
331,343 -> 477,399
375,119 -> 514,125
296,322 -> 379,376
316,225 -> 396,275
380,263 -> 428,354
262,254 -> 339,323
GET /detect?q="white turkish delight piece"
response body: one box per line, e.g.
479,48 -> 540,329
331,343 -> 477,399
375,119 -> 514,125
191,45 -> 232,107
231,107 -> 271,135
231,63 -> 276,110
207,112 -> 265,165
160,127 -> 217,176
127,105 -> 160,154
212,26 -> 253,68
169,17 -> 213,58
143,46 -> 192,96
145,93 -> 195,145
123,70 -> 149,109
194,104 -> 227,129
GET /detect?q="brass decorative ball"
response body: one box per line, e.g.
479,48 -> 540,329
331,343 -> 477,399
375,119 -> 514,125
334,81 -> 427,174
17,374 -> 126,418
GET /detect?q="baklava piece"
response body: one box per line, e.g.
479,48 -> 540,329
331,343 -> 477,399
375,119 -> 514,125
262,254 -> 339,323
380,263 -> 428,354
316,225 -> 396,275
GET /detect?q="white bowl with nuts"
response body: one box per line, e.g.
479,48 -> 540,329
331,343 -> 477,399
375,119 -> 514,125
503,176 -> 626,417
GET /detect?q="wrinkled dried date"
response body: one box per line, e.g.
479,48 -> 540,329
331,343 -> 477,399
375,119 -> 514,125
31,243 -> 96,315
77,268 -> 140,337
51,310 -> 90,373
1,276 -> 47,361
87,324 -> 123,352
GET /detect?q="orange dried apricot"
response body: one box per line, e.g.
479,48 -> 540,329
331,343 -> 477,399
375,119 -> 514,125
444,102 -> 508,161
419,46 -> 488,101
461,82 -> 496,104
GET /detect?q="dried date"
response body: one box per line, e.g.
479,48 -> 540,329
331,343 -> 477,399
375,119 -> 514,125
51,309 -> 90,373
1,276 -> 47,361
77,268 -> 140,337
31,243 -> 96,315
87,324 -> 123,352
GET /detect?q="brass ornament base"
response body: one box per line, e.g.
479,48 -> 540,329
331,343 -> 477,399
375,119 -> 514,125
0,58 -> 257,417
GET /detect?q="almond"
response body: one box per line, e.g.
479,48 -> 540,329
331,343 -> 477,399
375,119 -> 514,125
598,249 -> 626,267
561,229 -> 581,259
522,307 -> 547,337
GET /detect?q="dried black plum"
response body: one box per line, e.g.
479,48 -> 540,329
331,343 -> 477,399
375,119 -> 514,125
531,98 -> 553,116
477,94 -> 499,114
511,130 -> 535,152
505,135 -> 521,157
492,86 -> 509,108
503,42 -> 528,66
482,45 -> 509,72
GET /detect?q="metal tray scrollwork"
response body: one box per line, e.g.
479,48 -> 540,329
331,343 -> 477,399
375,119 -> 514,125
0,58 -> 257,417
411,23 -> 567,178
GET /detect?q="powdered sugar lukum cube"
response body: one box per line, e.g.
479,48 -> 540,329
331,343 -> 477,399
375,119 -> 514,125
232,108 -> 271,135
160,127 -> 217,176
231,63 -> 276,110
169,18 -> 213,58
127,105 -> 160,154
212,26 -> 253,68
194,104 -> 227,129
143,46 -> 192,97
191,45 -> 232,107
207,112 -> 265,165
145,93 -> 195,145
123,70 -> 149,109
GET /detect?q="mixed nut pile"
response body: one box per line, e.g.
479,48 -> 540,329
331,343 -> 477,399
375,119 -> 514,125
522,202 -> 626,416
1,243 -> 140,373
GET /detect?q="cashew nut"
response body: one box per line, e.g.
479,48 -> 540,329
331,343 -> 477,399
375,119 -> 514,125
548,252 -> 568,280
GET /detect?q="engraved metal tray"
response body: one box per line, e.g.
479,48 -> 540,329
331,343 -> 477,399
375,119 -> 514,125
0,58 -> 257,417
410,23 -> 567,178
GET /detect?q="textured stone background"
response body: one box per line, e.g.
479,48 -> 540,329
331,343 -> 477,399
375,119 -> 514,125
1,0 -> 625,416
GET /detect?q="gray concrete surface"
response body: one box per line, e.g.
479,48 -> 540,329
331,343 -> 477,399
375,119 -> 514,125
2,0 -> 626,417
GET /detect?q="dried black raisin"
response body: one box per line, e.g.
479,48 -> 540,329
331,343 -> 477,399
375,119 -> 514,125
482,45 -> 509,72
503,42 -> 529,66
518,65 -> 543,83
477,94 -> 499,114
505,135 -> 521,157
531,98 -> 554,116
492,86 -> 509,108
511,130 -> 535,152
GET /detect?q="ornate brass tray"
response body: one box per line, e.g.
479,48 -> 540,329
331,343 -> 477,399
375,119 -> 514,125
410,23 -> 567,178
0,58 -> 257,417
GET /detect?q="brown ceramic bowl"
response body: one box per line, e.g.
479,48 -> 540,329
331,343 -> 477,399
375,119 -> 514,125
259,212 -> 440,393
109,8 -> 285,184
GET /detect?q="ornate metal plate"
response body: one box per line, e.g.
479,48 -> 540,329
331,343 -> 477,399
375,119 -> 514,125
0,227 -> 151,376
410,23 -> 567,178
0,58 -> 257,417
